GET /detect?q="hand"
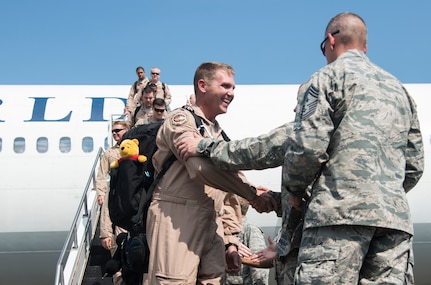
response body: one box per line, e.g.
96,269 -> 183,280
250,236 -> 276,266
97,195 -> 105,206
250,192 -> 278,213
288,193 -> 307,211
176,133 -> 201,161
238,242 -> 252,258
256,185 -> 270,196
101,237 -> 112,250
225,245 -> 242,273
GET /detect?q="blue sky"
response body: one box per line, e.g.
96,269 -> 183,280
1,0 -> 430,85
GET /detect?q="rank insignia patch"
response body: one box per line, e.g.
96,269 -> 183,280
294,85 -> 319,129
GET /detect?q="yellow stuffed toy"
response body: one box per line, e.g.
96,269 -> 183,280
110,138 -> 147,169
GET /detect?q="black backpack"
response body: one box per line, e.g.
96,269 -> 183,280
108,119 -> 166,232
107,118 -> 174,280
106,106 -> 229,280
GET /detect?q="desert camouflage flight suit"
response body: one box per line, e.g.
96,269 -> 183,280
97,145 -> 127,285
125,78 -> 149,114
153,81 -> 172,107
130,106 -> 153,127
95,145 -> 120,198
220,193 -> 243,250
144,106 -> 258,285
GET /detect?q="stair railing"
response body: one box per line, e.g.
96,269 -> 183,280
54,147 -> 104,285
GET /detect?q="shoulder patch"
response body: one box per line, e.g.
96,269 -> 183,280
300,85 -> 319,120
294,85 -> 319,129
171,112 -> 187,126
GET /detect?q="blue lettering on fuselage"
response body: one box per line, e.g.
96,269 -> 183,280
26,97 -> 72,122
83,97 -> 126,122
21,97 -> 126,122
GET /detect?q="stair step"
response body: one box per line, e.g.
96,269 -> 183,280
81,216 -> 124,285
81,276 -> 114,285
83,265 -> 103,278
82,265 -> 114,285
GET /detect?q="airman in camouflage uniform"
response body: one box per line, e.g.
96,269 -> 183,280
177,12 -> 424,285
284,12 -> 423,284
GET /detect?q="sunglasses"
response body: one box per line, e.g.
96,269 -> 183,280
320,30 -> 340,56
154,108 -> 165,113
151,72 -> 160,75
112,129 -> 125,133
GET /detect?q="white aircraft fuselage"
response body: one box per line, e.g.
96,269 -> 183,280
0,84 -> 430,284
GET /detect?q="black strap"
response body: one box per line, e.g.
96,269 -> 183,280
133,81 -> 138,94
132,105 -> 141,126
132,154 -> 176,233
221,130 -> 230,142
132,106 -> 230,233
182,105 -> 230,142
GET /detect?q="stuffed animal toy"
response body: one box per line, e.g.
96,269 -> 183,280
110,138 -> 147,169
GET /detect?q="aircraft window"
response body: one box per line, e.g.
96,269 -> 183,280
104,137 -> 109,150
59,137 -> 71,153
82,137 -> 94,153
37,137 -> 49,153
14,137 -> 25,153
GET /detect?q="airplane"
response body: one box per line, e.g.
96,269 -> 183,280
0,84 -> 429,285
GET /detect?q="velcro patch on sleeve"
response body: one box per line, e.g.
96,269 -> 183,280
300,85 -> 319,120
171,112 -> 187,126
294,85 -> 319,129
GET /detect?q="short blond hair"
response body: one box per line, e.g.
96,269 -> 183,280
193,62 -> 234,95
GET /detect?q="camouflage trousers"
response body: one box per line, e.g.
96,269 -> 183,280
274,248 -> 299,285
294,225 -> 414,285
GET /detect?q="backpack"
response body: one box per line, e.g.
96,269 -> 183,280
107,106 -> 229,279
108,119 -> 167,232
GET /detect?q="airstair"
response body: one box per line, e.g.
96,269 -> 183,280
54,147 -> 112,285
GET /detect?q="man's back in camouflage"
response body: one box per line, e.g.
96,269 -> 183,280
284,12 -> 423,284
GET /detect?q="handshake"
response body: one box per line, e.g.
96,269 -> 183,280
249,186 -> 279,213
